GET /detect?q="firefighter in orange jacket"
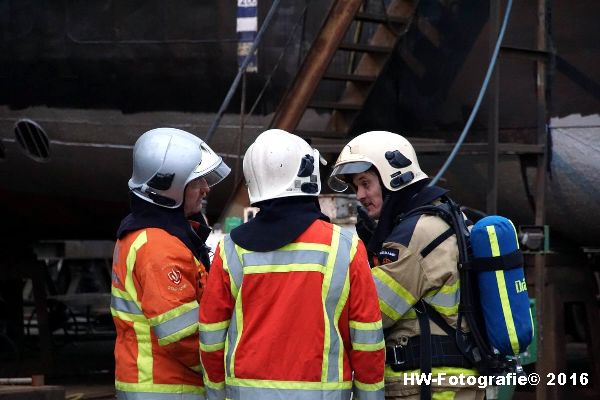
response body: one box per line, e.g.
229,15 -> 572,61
111,127 -> 230,400
199,129 -> 385,400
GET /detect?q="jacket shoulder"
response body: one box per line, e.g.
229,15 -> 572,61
128,227 -> 192,259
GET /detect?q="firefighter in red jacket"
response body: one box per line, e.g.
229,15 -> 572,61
199,129 -> 385,400
111,127 -> 230,399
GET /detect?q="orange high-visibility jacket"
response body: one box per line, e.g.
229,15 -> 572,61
200,220 -> 385,400
111,227 -> 207,399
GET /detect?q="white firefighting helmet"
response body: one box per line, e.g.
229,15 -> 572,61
328,130 -> 427,192
243,129 -> 324,205
128,127 -> 230,208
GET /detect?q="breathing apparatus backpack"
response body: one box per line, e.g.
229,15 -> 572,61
399,196 -> 534,378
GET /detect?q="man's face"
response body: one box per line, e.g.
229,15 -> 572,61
352,171 -> 384,219
183,177 -> 210,217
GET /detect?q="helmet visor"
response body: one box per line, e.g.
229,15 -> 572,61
327,161 -> 372,192
195,159 -> 231,187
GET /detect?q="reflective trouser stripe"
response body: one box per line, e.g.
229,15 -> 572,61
116,390 -> 205,400
226,386 -> 352,400
206,388 -> 225,400
353,387 -> 385,400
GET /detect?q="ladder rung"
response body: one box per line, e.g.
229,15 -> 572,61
309,101 -> 363,111
322,72 -> 377,83
338,43 -> 393,53
355,12 -> 409,25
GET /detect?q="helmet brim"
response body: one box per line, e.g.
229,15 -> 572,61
327,161 -> 372,192
194,159 -> 231,187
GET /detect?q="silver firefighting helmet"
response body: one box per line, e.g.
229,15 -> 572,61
328,130 -> 427,192
128,127 -> 230,208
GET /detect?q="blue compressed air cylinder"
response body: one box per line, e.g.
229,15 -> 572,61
470,216 -> 534,356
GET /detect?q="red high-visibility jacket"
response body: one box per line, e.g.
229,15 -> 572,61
111,227 -> 207,399
200,220 -> 385,400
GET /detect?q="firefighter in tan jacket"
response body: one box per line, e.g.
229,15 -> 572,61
328,131 -> 484,400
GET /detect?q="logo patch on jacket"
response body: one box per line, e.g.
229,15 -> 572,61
378,248 -> 399,265
167,267 -> 182,285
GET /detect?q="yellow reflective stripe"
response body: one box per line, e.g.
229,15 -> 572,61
334,233 -> 354,380
424,280 -> 460,298
379,299 -> 401,321
400,309 -> 417,320
115,381 -> 205,394
354,379 -> 385,391
352,340 -> 385,351
320,225 -> 340,381
229,287 -> 244,378
487,225 -> 520,355
220,239 -> 240,298
125,230 -> 147,309
349,232 -> 358,263
274,242 -> 332,253
200,341 -> 225,352
148,301 -> 199,326
349,320 -> 382,330
429,303 -> 459,316
529,307 -> 535,337
243,264 -> 326,274
372,268 -> 417,305
226,377 -> 352,390
133,322 -> 152,383
203,377 -> 225,390
110,308 -> 146,323
384,366 -> 478,378
433,391 -> 456,400
157,322 -> 198,346
199,320 -> 230,332
111,286 -> 133,300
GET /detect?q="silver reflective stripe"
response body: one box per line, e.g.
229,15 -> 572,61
372,277 -> 413,316
206,387 -> 225,400
111,295 -> 143,315
223,236 -> 243,290
116,390 -> 205,400
424,289 -> 460,308
242,250 -> 329,267
153,307 -> 199,340
225,308 -> 238,376
226,386 -> 352,400
325,228 -> 352,382
353,388 -> 384,400
350,328 -> 384,345
200,328 -> 227,345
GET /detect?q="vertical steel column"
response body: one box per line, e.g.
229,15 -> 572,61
486,0 -> 500,215
534,0 -> 550,399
